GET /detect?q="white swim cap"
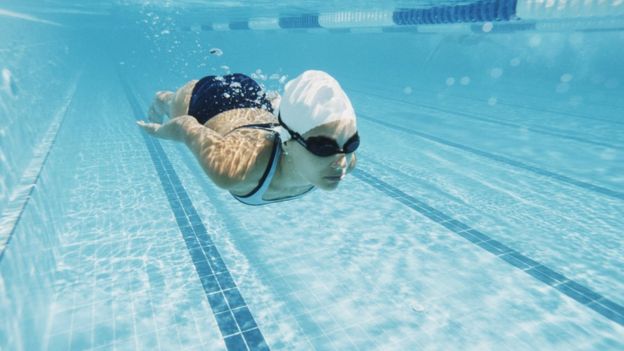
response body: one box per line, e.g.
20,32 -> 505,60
276,70 -> 356,141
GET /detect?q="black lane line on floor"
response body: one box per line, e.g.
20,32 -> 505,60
119,76 -> 270,351
358,113 -> 624,201
353,168 -> 623,326
349,87 -> 624,150
344,80 -> 624,127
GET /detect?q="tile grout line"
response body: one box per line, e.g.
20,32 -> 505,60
348,87 -> 624,150
0,70 -> 83,263
357,113 -> 624,201
117,72 -> 270,351
353,168 -> 624,326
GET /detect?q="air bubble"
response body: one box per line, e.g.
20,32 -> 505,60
529,35 -> 542,47
490,68 -> 503,79
209,48 -> 223,56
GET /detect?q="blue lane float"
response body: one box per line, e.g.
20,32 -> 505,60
182,0 -> 623,33
278,14 -> 321,28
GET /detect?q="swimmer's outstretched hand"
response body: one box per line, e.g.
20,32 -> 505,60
136,116 -> 195,142
136,120 -> 161,135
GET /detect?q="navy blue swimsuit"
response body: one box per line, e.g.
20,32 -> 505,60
188,73 -> 274,125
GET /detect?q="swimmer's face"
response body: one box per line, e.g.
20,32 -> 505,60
285,119 -> 358,191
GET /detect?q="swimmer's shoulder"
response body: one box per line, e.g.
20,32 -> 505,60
204,108 -> 277,135
216,122 -> 278,194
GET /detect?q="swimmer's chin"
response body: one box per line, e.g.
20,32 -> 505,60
314,179 -> 342,191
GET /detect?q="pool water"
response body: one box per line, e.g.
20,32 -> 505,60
1,1 -> 623,350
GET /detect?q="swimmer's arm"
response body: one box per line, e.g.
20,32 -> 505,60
136,115 -> 199,142
137,116 -> 261,190
185,124 -> 270,191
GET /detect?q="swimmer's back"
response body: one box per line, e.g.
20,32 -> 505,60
203,107 -> 278,137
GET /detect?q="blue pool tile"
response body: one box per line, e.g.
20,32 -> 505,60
588,301 -> 624,325
556,283 -> 595,305
477,239 -> 513,255
232,307 -> 258,332
189,248 -> 205,262
188,214 -> 203,226
224,333 -> 247,350
215,311 -> 240,337
47,333 -> 70,350
243,328 -> 270,351
179,195 -> 193,208
183,207 -> 199,220
173,209 -> 187,220
526,265 -> 568,286
192,224 -> 209,237
189,253 -> 207,270
200,275 -> 221,294
208,292 -> 230,314
557,281 -> 601,303
210,255 -> 229,274
564,281 -> 602,301
113,318 -> 133,341
196,235 -> 214,248
92,324 -> 115,348
223,289 -> 246,310
508,252 -> 539,268
182,226 -> 197,238
184,237 -> 201,250
202,243 -> 219,257
216,272 -> 237,290
69,330 -> 91,351
174,218 -> 189,229
500,251 -> 538,270
195,260 -> 213,277
457,229 -> 489,243
594,298 -> 624,316
439,219 -> 471,232
174,186 -> 188,198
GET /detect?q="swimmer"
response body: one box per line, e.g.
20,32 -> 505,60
137,70 -> 359,206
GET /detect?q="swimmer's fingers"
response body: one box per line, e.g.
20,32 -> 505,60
136,120 -> 161,135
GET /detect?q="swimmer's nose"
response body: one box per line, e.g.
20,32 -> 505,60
331,154 -> 348,171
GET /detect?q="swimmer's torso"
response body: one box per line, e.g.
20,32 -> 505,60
173,80 -> 311,200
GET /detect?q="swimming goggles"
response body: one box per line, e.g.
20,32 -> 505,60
278,113 -> 360,157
